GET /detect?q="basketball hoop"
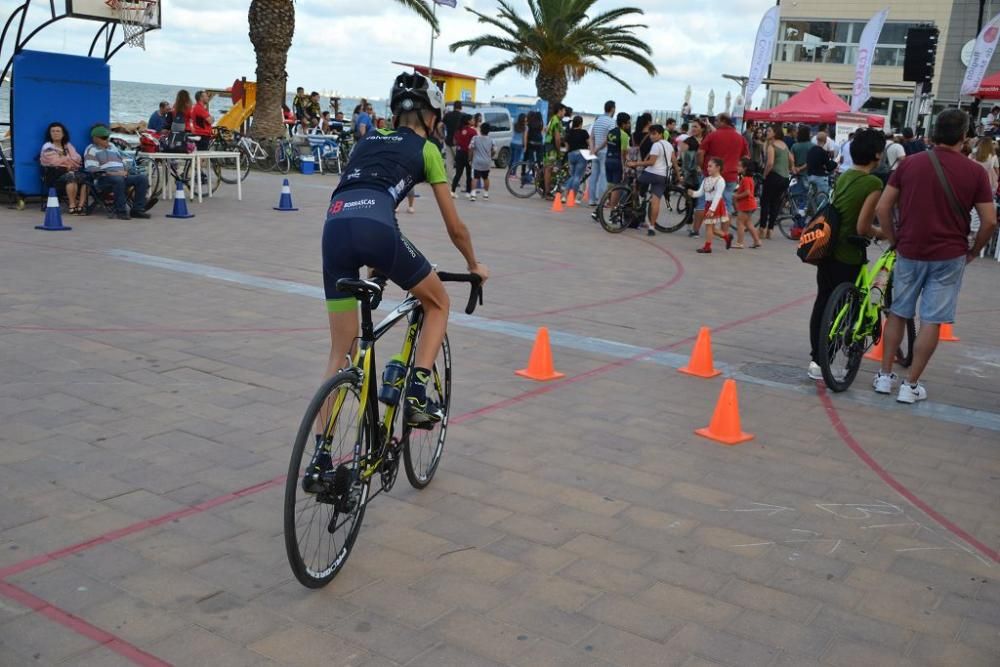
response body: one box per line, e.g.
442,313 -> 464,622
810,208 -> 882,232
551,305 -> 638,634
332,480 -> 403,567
105,0 -> 159,50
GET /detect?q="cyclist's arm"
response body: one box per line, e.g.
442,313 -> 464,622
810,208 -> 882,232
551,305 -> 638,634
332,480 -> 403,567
855,190 -> 884,239
874,184 -> 899,247
432,183 -> 483,276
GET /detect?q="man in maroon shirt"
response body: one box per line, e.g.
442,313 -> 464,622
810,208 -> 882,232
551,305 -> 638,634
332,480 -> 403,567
696,113 -> 749,241
874,109 -> 997,404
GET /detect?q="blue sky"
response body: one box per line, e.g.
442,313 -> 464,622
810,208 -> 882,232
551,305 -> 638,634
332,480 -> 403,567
22,0 -> 776,114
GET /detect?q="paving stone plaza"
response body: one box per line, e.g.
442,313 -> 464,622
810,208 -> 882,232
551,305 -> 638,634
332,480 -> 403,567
1,171 -> 998,666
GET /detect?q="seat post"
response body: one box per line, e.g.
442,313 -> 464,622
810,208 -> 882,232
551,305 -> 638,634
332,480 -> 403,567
358,296 -> 375,342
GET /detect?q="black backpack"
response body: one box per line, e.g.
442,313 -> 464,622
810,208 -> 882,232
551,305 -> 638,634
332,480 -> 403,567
796,178 -> 860,265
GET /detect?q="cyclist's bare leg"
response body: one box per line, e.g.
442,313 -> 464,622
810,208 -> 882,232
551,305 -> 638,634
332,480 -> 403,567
407,272 -> 450,371
647,194 -> 661,230
316,309 -> 360,432
544,165 -> 553,196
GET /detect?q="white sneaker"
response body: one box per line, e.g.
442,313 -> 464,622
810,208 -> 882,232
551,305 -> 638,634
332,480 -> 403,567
450,191 -> 457,199
466,192 -> 473,200
407,205 -> 415,214
483,192 -> 489,200
897,382 -> 927,404
872,371 -> 897,394
807,361 -> 823,380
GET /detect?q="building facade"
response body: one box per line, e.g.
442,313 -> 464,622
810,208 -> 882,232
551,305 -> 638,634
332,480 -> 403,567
765,0 -> 994,130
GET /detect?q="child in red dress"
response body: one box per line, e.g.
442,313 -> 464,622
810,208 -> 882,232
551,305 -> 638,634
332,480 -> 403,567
733,158 -> 762,248
687,158 -> 731,253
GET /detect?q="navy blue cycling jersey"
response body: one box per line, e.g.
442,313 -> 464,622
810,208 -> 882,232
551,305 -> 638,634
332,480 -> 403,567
328,127 -> 447,222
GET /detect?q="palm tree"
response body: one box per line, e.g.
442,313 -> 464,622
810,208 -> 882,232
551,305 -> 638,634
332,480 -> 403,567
247,0 -> 438,141
449,0 -> 656,113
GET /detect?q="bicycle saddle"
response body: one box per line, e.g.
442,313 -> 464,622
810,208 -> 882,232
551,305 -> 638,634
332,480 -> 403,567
335,278 -> 384,299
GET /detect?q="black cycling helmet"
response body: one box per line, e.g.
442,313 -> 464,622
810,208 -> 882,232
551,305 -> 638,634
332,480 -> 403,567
389,71 -> 444,121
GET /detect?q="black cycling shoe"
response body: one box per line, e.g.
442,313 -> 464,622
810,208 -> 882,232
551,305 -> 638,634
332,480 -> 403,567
404,395 -> 444,429
302,447 -> 332,494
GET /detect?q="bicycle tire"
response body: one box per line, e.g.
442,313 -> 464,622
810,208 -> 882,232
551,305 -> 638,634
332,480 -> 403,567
215,144 -> 252,183
655,186 -> 692,233
254,144 -> 276,172
134,157 -> 160,211
818,283 -> 866,392
402,334 -> 451,489
505,161 -> 541,199
284,371 -> 372,588
274,141 -> 291,174
776,214 -> 796,240
597,185 -> 635,233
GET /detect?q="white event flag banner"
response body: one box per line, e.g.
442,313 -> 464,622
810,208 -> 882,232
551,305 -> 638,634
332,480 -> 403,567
851,9 -> 890,112
962,13 -> 1000,95
746,6 -> 781,104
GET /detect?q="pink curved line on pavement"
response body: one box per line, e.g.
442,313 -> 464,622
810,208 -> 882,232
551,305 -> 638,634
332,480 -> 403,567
510,237 -> 685,320
816,385 -> 999,563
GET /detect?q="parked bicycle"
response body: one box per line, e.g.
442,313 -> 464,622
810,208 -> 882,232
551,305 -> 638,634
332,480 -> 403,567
504,154 -> 590,200
596,172 -> 693,234
284,271 -> 483,588
209,128 -> 274,183
773,174 -> 835,239
817,238 -> 915,392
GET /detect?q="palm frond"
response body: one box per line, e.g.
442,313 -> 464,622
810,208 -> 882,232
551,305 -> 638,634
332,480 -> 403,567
393,0 -> 438,30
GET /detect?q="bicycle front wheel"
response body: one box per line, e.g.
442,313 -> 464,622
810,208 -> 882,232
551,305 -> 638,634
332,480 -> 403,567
818,283 -> 866,392
284,371 -> 372,588
598,185 -> 637,233
655,186 -> 692,233
505,161 -> 540,198
776,214 -> 796,239
403,335 -> 451,489
216,145 -> 251,184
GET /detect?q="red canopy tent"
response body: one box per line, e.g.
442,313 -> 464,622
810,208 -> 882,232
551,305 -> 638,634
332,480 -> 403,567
744,79 -> 885,127
973,71 -> 1000,99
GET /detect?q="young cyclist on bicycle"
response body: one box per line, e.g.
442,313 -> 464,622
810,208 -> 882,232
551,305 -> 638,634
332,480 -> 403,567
322,72 -> 489,426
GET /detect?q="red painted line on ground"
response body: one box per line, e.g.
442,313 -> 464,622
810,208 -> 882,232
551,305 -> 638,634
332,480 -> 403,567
0,580 -> 170,666
511,237 -> 685,320
816,385 -> 999,564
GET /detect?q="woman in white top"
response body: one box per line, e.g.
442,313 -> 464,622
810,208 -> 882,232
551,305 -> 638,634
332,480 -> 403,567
972,137 -> 999,194
626,124 -> 680,236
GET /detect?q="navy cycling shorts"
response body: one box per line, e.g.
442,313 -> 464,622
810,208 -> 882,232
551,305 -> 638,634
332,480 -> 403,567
322,217 -> 432,312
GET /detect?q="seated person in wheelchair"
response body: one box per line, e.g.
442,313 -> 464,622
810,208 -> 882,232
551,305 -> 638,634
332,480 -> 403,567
40,122 -> 88,215
83,124 -> 150,220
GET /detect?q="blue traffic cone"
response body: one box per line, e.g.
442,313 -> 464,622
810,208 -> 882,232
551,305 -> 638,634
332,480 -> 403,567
36,188 -> 72,231
273,178 -> 298,211
165,181 -> 194,219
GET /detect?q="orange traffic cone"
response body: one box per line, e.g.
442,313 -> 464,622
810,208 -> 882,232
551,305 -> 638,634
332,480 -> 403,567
864,336 -> 884,361
678,327 -> 721,378
551,195 -> 564,213
696,379 -> 753,445
939,323 -> 959,342
566,189 -> 577,208
515,327 -> 565,381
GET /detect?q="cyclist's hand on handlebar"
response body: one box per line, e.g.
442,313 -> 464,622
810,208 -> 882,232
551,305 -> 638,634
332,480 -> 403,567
468,262 -> 489,283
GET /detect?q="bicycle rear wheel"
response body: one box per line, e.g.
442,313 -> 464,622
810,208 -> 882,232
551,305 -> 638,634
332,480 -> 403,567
655,186 -> 692,233
818,283 -> 866,392
284,371 -> 371,588
505,161 -> 540,198
255,143 -> 276,172
403,334 -> 451,489
134,157 -> 160,210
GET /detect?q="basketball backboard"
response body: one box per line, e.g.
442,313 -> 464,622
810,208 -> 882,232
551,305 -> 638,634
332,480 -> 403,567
66,0 -> 162,28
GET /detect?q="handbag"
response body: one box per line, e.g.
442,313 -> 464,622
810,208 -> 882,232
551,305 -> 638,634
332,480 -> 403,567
927,150 -> 970,226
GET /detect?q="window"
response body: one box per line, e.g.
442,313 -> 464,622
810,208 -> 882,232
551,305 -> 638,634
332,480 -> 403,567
775,20 -> 926,67
484,112 -> 510,133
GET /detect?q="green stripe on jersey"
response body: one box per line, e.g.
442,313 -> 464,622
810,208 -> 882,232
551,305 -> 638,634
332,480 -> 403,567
423,140 -> 447,185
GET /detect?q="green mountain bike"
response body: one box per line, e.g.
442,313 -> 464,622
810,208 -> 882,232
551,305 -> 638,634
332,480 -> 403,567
818,238 -> 915,392
284,272 -> 483,588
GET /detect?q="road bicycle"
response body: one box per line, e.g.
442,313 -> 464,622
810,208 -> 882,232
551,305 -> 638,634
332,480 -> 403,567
284,271 -> 484,588
210,129 -> 274,183
772,174 -> 834,239
818,238 -> 916,392
504,154 -> 590,200
596,173 -> 693,234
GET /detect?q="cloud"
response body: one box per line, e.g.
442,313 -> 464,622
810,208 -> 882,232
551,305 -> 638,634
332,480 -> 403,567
12,0 -> 776,115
